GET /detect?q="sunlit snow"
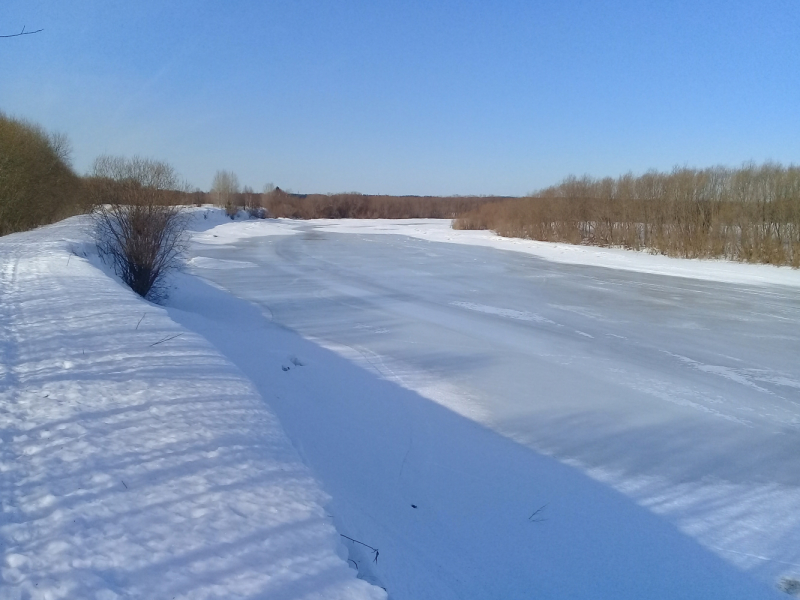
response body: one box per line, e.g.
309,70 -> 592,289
2,210 -> 797,599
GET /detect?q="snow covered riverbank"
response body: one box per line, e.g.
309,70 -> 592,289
0,217 -> 384,600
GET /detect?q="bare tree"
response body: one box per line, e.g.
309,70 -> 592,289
211,169 -> 240,217
242,185 -> 267,218
453,163 -> 800,267
91,156 -> 188,301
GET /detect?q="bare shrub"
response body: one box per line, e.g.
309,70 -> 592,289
91,156 -> 188,301
0,112 -> 83,235
241,185 -> 266,218
211,170 -> 240,218
453,163 -> 800,268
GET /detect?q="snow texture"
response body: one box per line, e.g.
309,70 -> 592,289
177,211 -> 797,599
0,217 -> 384,600
1,209 -> 795,599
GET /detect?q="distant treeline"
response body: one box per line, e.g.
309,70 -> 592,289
0,107 -> 501,235
5,113 -> 799,269
255,189 -> 506,219
454,164 -> 800,268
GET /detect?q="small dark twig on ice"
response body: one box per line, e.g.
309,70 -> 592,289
529,503 -> 549,522
149,333 -> 183,347
121,480 -> 128,489
340,534 -> 380,563
136,313 -> 146,330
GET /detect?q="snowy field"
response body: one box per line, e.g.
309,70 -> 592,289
2,210 -> 798,599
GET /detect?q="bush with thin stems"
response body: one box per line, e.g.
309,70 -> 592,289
211,169 -> 241,218
90,155 -> 189,301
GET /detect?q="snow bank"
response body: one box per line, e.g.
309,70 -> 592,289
198,215 -> 800,288
0,217 -> 384,600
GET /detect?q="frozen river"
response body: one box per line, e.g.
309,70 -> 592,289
186,219 -> 800,588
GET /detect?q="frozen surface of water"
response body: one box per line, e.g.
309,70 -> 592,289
188,221 -> 800,583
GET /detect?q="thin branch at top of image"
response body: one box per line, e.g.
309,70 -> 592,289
1,26 -> 44,38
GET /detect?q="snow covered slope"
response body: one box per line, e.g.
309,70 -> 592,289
0,218 -> 384,600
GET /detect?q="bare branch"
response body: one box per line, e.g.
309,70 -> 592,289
529,503 -> 549,522
340,534 -> 380,564
1,25 -> 44,38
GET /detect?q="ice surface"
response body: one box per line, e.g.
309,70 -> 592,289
176,214 -> 800,597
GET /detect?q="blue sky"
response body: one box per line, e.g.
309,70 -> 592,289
2,1 -> 798,195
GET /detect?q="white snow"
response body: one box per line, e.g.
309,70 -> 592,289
0,217 -> 384,600
180,211 -> 797,598
1,209 -> 796,599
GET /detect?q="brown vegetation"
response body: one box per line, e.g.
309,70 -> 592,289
0,112 -> 83,236
210,170 -> 240,218
256,189 -> 506,219
90,156 -> 188,301
453,164 -> 800,268
199,184 -> 507,219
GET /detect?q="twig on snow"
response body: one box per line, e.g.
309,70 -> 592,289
529,503 -> 549,522
135,313 -> 146,330
340,534 -> 380,564
149,333 -> 183,347
121,480 -> 128,489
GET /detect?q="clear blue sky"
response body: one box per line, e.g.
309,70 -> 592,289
2,1 -> 798,195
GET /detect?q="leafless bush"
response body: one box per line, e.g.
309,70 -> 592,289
241,185 -> 267,218
211,170 -> 241,218
454,163 -> 800,268
0,112 -> 83,235
91,156 -> 188,301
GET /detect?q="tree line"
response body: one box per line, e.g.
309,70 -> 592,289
4,110 -> 798,305
0,112 -> 84,235
454,165 -> 800,267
